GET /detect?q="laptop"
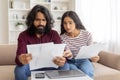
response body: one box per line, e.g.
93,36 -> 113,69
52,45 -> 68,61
45,70 -> 86,79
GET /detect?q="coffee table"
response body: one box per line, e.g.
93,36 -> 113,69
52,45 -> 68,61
31,71 -> 93,80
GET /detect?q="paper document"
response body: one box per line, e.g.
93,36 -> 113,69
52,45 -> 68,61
27,43 -> 66,70
75,43 -> 105,59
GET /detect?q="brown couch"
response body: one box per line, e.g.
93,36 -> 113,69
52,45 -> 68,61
94,51 -> 120,80
0,44 -> 120,80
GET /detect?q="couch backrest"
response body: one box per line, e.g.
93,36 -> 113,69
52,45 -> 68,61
0,44 -> 17,65
98,51 -> 120,71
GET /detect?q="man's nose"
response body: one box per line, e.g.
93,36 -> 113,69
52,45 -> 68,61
39,20 -> 43,25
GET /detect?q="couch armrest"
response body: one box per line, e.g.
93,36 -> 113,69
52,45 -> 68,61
98,51 -> 120,71
0,44 -> 17,65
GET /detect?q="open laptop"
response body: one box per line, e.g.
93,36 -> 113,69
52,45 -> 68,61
45,70 -> 86,79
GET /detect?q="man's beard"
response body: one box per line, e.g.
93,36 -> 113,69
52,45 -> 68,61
35,25 -> 45,34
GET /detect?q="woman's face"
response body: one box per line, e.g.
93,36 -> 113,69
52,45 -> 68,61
63,16 -> 76,34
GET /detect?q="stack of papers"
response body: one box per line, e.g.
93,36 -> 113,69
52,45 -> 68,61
27,42 -> 66,70
75,43 -> 105,59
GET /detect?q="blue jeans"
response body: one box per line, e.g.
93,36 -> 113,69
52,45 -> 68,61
66,58 -> 94,78
14,63 -> 70,80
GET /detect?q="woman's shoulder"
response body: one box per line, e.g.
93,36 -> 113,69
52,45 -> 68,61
60,33 -> 67,39
81,29 -> 91,36
81,29 -> 90,33
60,33 -> 71,42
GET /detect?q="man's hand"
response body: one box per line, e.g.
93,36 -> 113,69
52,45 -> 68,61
53,56 -> 66,67
19,53 -> 32,65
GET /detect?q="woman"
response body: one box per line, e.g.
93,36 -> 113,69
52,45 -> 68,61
60,11 -> 99,78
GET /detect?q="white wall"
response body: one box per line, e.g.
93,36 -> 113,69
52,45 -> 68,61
0,0 -> 80,44
0,0 -> 8,44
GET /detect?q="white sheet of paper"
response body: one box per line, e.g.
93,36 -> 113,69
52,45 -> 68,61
52,44 -> 66,57
27,43 -> 66,70
75,43 -> 105,59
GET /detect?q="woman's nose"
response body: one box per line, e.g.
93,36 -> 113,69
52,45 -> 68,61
66,24 -> 70,29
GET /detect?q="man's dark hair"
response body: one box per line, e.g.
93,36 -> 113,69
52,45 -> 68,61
60,11 -> 86,35
26,5 -> 54,35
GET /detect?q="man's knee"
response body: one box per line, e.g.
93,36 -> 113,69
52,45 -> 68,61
14,65 -> 26,76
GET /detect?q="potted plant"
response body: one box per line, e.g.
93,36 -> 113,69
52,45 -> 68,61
15,22 -> 25,30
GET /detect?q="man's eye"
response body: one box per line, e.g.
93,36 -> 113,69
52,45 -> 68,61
42,19 -> 46,21
63,22 -> 67,25
35,19 -> 40,21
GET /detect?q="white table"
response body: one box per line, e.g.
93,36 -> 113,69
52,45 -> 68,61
31,71 -> 93,80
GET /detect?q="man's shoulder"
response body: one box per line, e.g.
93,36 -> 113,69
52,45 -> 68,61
49,29 -> 59,35
19,30 -> 29,36
50,29 -> 58,33
48,30 -> 61,39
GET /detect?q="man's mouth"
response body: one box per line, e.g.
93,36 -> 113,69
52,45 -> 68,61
35,25 -> 45,34
38,25 -> 44,29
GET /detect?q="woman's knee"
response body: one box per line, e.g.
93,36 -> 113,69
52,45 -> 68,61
81,67 -> 94,78
58,62 -> 70,70
69,64 -> 78,70
77,59 -> 94,78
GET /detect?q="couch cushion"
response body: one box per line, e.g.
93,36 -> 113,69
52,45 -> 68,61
0,44 -> 17,65
0,65 -> 31,80
0,65 -> 15,80
93,62 -> 120,80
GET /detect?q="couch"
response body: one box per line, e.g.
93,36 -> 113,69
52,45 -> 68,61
94,51 -> 120,80
0,44 -> 120,80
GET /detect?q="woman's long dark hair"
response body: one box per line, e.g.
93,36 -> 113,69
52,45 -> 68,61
26,5 -> 54,35
60,11 -> 86,35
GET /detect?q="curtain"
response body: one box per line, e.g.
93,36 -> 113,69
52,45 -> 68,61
77,0 -> 120,53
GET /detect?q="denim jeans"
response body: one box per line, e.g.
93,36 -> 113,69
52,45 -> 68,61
14,63 -> 70,80
66,58 -> 94,78
14,59 -> 94,80
14,64 -> 31,80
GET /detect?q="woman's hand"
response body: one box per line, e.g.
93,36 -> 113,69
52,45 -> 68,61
19,53 -> 32,65
90,55 -> 100,62
53,56 -> 66,66
63,50 -> 73,59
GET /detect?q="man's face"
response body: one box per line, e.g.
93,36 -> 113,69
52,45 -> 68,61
33,12 -> 47,34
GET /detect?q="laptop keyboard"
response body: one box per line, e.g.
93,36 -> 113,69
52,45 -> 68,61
45,70 -> 86,79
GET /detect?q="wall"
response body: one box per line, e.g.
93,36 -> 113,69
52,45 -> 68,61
0,0 -> 8,44
0,0 -> 80,44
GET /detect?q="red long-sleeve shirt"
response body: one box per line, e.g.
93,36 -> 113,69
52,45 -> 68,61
15,30 -> 61,66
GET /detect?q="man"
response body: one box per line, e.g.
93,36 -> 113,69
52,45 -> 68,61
14,5 -> 71,80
